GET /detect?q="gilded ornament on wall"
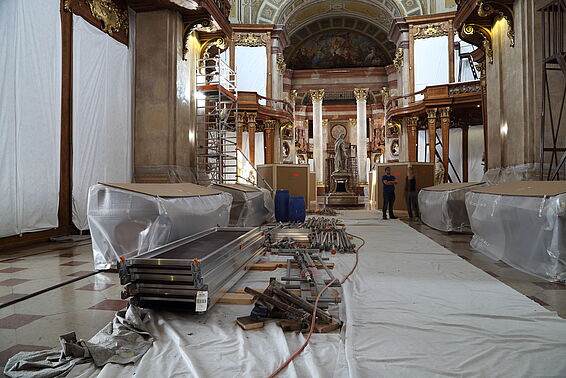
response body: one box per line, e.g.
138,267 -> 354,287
309,89 -> 325,102
393,48 -> 404,71
477,1 -> 515,47
234,32 -> 268,47
276,53 -> 286,74
86,0 -> 128,36
413,22 -> 449,39
353,88 -> 369,102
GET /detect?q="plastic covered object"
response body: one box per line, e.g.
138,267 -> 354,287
482,163 -> 542,185
211,184 -> 273,226
87,184 -> 232,270
419,182 -> 487,233
466,190 -> 566,282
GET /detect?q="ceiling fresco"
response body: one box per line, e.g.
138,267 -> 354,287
288,29 -> 390,69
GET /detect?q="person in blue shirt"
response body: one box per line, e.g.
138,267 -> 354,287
382,167 -> 397,220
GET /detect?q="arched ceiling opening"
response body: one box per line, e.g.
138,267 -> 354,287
249,0 -> 424,70
286,17 -> 396,69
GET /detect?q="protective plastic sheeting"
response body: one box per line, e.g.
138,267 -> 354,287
482,163 -> 541,184
0,0 -> 62,238
419,182 -> 486,233
211,184 -> 274,226
87,184 -> 232,270
73,210 -> 566,377
467,189 -> 566,282
72,16 -> 133,231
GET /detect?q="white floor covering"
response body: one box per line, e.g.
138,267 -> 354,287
73,210 -> 566,377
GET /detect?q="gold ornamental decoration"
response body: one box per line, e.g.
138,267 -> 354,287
393,48 -> 404,71
86,0 -> 128,36
322,119 -> 329,128
413,22 -> 449,39
381,87 -> 389,104
354,88 -> 369,102
276,53 -> 286,74
234,33 -> 268,47
477,1 -> 515,47
309,89 -> 325,103
462,23 -> 493,63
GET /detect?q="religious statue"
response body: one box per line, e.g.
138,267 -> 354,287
434,161 -> 445,185
334,133 -> 347,172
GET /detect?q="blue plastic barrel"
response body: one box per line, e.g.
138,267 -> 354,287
275,190 -> 290,222
288,196 -> 306,222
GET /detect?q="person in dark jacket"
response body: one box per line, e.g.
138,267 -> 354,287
382,167 -> 397,220
405,165 -> 420,221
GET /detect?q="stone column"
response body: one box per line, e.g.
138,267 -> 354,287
236,113 -> 245,151
354,88 -> 369,184
408,116 -> 419,162
264,120 -> 275,164
439,107 -> 451,182
247,112 -> 257,166
426,108 -> 438,163
310,89 -> 325,185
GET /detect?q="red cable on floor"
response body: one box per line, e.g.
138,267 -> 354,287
267,231 -> 366,378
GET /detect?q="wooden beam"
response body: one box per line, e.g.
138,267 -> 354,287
440,107 -> 451,182
426,108 -> 437,163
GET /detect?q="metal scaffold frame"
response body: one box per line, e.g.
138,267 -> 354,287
196,57 -> 238,185
540,0 -> 566,180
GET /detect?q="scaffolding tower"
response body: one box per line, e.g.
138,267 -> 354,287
196,57 -> 238,185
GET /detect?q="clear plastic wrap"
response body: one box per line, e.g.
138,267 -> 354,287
419,183 -> 487,233
87,184 -> 232,270
211,184 -> 274,226
482,163 -> 541,184
466,190 -> 566,282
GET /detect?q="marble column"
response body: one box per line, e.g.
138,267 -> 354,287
310,89 -> 325,185
426,108 -> 438,163
354,88 -> 369,184
408,116 -> 419,162
264,120 -> 275,164
247,112 -> 257,166
439,107 -> 451,182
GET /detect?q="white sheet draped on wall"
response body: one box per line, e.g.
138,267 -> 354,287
72,16 -> 133,230
0,0 -> 62,238
235,46 -> 267,99
417,126 -> 485,182
414,36 -> 448,100
255,133 -> 265,165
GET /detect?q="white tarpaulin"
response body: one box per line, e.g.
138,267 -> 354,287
72,16 -> 133,230
72,211 -> 566,377
0,0 -> 62,238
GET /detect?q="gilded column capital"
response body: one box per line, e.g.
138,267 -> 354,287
408,116 -> 419,128
348,118 -> 356,128
246,112 -> 257,124
290,89 -> 298,104
426,108 -> 438,119
237,112 -> 245,125
322,119 -> 329,128
354,88 -> 369,102
264,120 -> 276,130
381,87 -> 390,104
439,107 -> 451,119
309,89 -> 325,103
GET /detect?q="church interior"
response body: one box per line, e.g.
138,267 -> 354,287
1,0 -> 566,376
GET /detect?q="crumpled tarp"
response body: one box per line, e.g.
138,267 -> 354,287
4,306 -> 153,378
70,211 -> 566,377
211,184 -> 274,226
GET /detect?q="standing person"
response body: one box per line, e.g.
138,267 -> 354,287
382,167 -> 397,220
405,165 -> 420,221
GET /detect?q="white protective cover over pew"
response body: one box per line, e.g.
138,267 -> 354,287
419,182 -> 486,233
87,183 -> 232,270
211,183 -> 274,226
467,181 -> 566,281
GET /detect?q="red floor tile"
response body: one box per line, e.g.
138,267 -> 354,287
527,295 -> 550,307
0,344 -> 51,367
60,261 -> 89,267
0,258 -> 25,264
89,299 -> 127,311
67,270 -> 94,277
533,282 -> 566,290
59,253 -> 78,258
0,293 -> 27,304
0,314 -> 44,329
0,267 -> 27,274
0,279 -> 29,287
77,283 -> 115,291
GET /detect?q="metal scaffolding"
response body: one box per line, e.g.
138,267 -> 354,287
196,57 -> 238,185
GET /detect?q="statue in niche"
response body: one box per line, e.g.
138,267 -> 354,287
334,133 -> 347,173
